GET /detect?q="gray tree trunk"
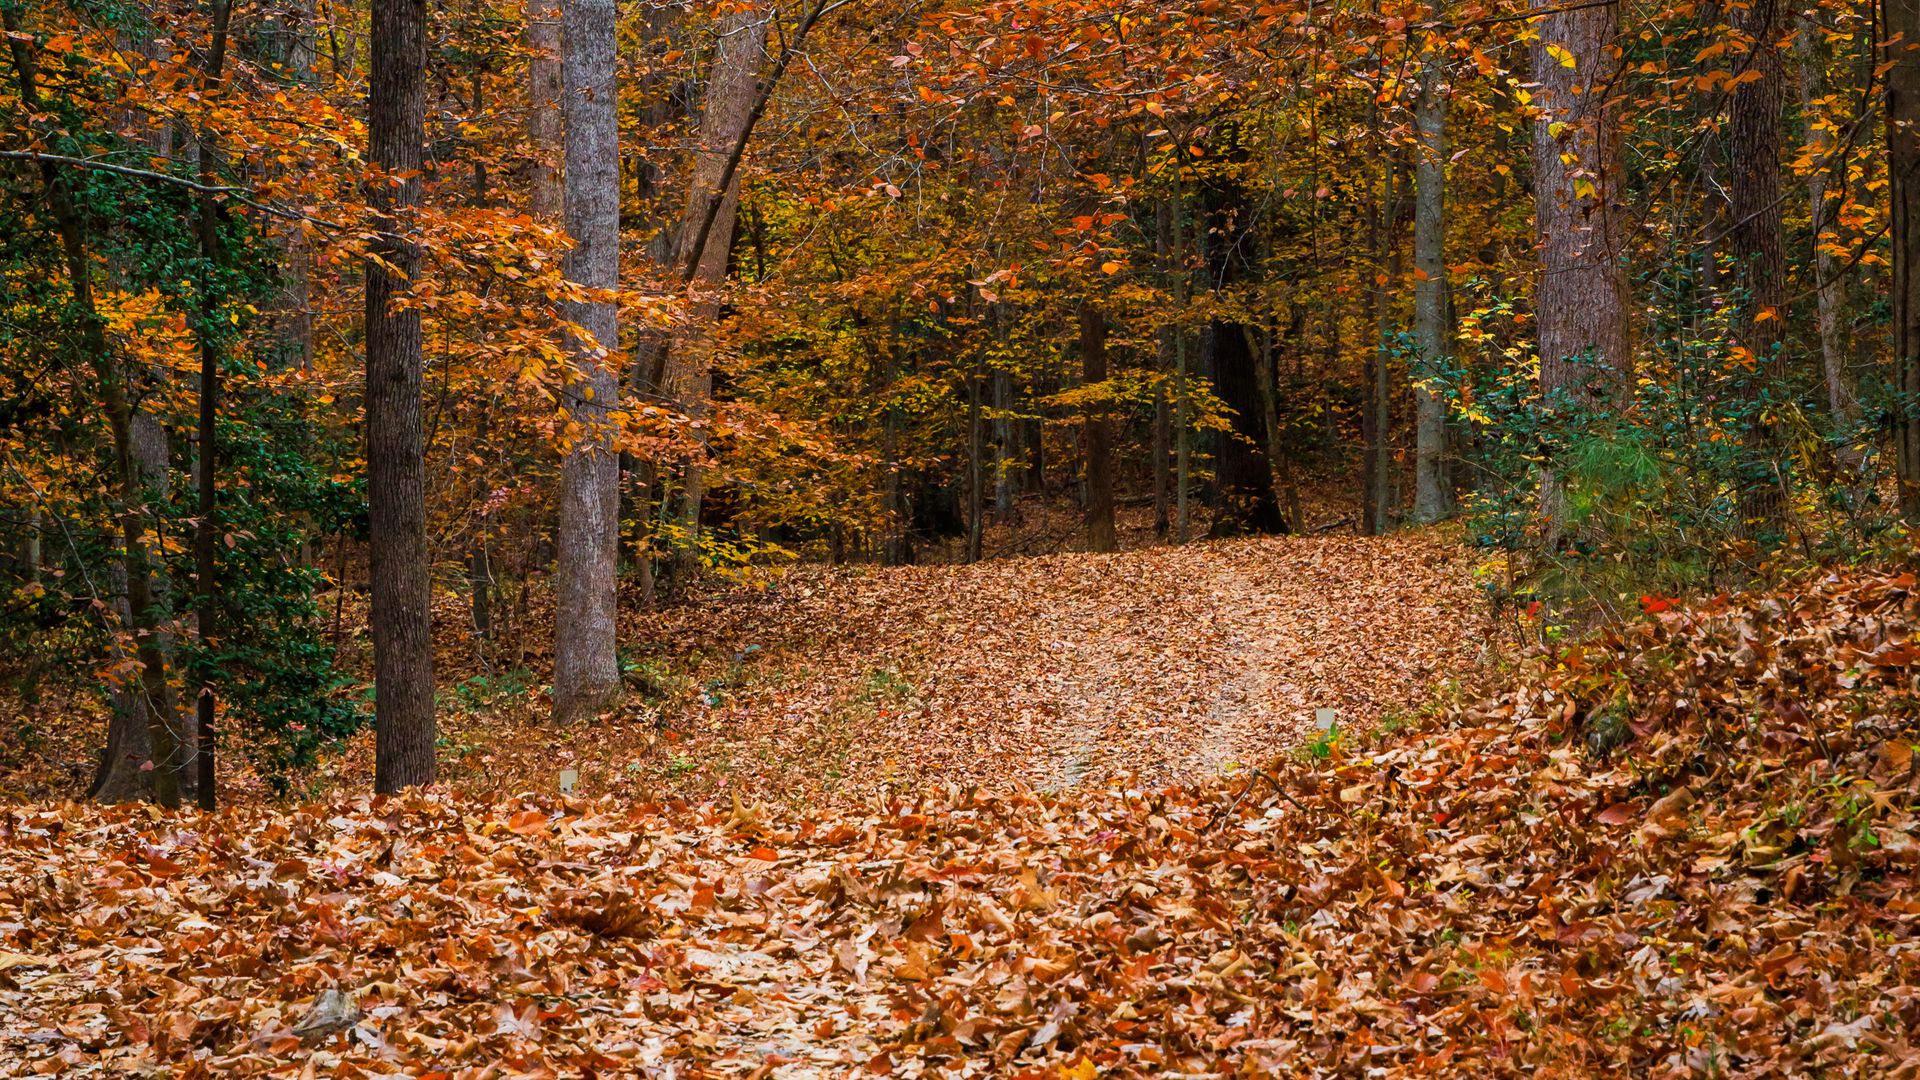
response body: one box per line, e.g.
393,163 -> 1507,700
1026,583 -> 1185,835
1411,56 -> 1452,524
551,0 -> 622,724
992,367 -> 1015,521
1531,0 -> 1631,539
1798,16 -> 1859,464
526,0 -> 563,221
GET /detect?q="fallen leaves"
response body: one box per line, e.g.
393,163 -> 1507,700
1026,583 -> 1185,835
0,564 -> 1916,1077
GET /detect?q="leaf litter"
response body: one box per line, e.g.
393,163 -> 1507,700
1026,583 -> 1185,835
2,558 -> 1918,1076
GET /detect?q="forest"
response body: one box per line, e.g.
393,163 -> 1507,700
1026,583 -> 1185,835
3,0 -> 1920,1074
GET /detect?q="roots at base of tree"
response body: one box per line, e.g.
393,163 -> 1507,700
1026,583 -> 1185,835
1207,492 -> 1290,539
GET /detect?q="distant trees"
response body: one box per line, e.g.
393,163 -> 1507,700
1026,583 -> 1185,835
6,0 -> 1920,804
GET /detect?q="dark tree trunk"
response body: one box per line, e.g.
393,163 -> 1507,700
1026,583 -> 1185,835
1197,136 -> 1285,538
1080,302 -> 1117,552
190,0 -> 233,811
1729,0 -> 1790,533
965,363 -> 984,563
1887,0 -> 1920,516
1363,156 -> 1401,537
366,0 -> 436,792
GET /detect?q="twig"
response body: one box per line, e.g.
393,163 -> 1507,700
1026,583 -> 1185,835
0,150 -> 347,227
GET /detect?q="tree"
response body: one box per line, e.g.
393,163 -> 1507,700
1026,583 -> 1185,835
1411,50 -> 1451,525
1728,0 -> 1789,529
551,0 -> 623,725
1890,0 -> 1920,518
525,0 -> 563,222
1080,300 -> 1117,552
658,6 -> 772,587
1531,0 -> 1630,539
366,0 -> 435,792
192,0 -> 235,810
1797,11 -> 1859,464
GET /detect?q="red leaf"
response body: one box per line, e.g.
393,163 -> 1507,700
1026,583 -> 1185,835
1596,803 -> 1636,825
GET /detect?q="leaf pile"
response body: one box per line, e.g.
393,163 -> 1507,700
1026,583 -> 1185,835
2,569 -> 1918,1077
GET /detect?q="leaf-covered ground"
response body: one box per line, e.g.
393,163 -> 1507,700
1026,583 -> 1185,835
3,564 -> 1918,1076
402,531 -> 1483,806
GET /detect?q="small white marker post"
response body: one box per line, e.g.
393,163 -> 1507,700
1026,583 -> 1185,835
1314,708 -> 1338,732
559,769 -> 578,795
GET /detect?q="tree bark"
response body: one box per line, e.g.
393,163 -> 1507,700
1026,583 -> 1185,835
1411,55 -> 1452,524
366,0 -> 436,792
550,0 -> 623,724
1171,175 -> 1192,543
525,0 -> 563,221
1363,156 -> 1400,537
7,13 -> 179,804
1531,0 -> 1630,539
660,8 -> 771,586
190,0 -> 233,810
1080,302 -> 1117,552
1729,0 -> 1790,532
1798,15 -> 1858,463
965,364 -> 985,563
1888,0 -> 1920,517
992,367 -> 1016,522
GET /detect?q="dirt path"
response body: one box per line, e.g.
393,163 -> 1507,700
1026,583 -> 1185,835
601,531 -> 1486,808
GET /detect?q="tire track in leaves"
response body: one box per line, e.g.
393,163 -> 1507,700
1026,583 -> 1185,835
626,530 -> 1485,808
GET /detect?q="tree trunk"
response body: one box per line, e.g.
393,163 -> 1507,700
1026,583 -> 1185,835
992,367 -> 1016,522
661,8 -> 772,586
7,14 -> 180,805
1080,302 -> 1117,552
366,0 -> 436,792
965,364 -> 985,562
1798,15 -> 1858,463
1153,197 -> 1173,539
1729,0 -> 1790,533
1893,0 -> 1920,518
1411,55 -> 1452,524
1251,321 -> 1298,533
1171,177 -> 1192,543
525,0 -> 563,220
1363,156 -> 1400,537
1532,0 -> 1631,539
190,0 -> 233,810
550,0 -> 622,724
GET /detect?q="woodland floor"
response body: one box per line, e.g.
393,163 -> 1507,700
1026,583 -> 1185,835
6,537 -> 1919,1077
337,528 -> 1485,809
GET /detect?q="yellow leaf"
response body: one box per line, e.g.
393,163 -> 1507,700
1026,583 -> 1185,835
1546,43 -> 1576,68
